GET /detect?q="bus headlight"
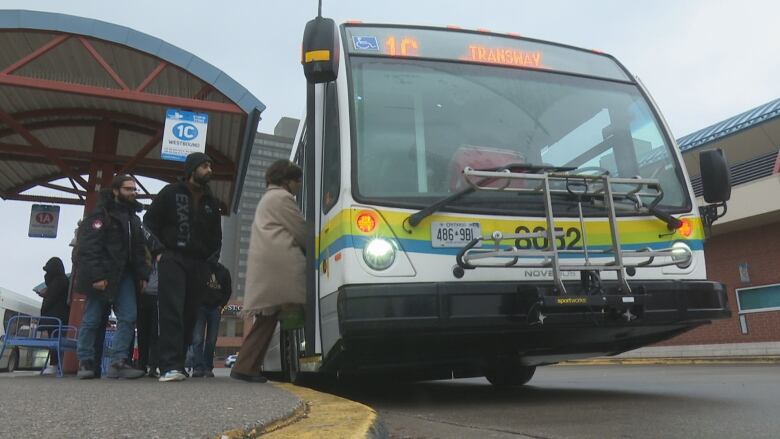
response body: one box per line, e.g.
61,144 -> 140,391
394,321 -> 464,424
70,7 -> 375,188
671,241 -> 692,269
363,238 -> 396,270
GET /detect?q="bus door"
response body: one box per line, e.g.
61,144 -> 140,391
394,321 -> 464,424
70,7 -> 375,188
317,82 -> 343,358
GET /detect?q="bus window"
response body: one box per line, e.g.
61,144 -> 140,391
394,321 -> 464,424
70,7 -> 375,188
294,126 -> 306,212
3,309 -> 19,336
322,83 -> 340,213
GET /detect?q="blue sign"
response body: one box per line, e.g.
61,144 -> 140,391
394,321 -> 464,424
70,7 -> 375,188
172,122 -> 199,141
352,36 -> 379,51
161,109 -> 209,162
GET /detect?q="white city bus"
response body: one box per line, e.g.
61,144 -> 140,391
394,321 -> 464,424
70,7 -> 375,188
0,287 -> 48,372
262,18 -> 732,386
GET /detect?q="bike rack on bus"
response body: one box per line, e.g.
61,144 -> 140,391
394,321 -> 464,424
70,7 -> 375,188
455,167 -> 691,296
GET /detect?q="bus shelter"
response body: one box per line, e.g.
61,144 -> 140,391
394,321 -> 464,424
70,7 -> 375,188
0,10 -> 265,372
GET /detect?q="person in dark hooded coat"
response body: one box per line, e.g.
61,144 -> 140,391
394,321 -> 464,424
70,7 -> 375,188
74,175 -> 149,380
40,257 -> 71,373
41,257 -> 70,323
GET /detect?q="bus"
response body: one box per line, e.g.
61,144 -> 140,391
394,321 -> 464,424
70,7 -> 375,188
0,287 -> 49,372
262,18 -> 732,386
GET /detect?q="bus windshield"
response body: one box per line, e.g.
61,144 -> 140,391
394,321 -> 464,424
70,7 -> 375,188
350,57 -> 689,216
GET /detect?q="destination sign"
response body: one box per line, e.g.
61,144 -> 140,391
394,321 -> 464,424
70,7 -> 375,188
344,25 -> 629,81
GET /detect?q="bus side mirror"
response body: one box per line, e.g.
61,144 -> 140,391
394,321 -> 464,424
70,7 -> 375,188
700,149 -> 731,203
302,17 -> 339,84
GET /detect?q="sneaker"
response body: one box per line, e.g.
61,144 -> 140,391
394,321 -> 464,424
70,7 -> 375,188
41,365 -> 58,376
77,361 -> 96,380
230,370 -> 268,383
106,359 -> 145,379
147,368 -> 160,378
159,370 -> 187,382
205,371 -> 215,378
192,369 -> 205,378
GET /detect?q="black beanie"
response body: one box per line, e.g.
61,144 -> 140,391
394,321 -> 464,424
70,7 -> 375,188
184,152 -> 212,176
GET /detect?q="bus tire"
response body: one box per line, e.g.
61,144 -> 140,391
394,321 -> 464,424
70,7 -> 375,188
280,329 -> 300,384
7,349 -> 18,373
485,364 -> 536,388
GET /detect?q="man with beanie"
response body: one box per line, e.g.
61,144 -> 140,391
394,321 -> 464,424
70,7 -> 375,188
143,152 -> 223,382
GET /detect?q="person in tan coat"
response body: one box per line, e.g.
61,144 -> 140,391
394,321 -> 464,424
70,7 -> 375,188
231,160 -> 306,383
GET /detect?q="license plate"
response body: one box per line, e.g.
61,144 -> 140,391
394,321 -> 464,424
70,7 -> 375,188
431,222 -> 481,248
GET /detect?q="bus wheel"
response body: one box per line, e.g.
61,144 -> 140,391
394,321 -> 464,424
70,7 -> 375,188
485,364 -> 536,388
280,329 -> 300,384
7,349 -> 18,373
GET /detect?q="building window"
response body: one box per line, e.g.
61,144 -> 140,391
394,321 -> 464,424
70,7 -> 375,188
736,283 -> 780,314
219,316 -> 245,337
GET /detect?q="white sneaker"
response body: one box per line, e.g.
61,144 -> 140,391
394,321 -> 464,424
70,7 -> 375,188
158,370 -> 187,382
41,365 -> 58,375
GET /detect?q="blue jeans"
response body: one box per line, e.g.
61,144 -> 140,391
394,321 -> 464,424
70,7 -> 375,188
77,275 -> 137,363
191,305 -> 221,372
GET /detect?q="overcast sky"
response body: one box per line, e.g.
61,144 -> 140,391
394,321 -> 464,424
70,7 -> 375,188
2,0 -> 780,297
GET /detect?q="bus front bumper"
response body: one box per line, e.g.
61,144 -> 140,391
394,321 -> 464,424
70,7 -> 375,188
329,280 -> 730,371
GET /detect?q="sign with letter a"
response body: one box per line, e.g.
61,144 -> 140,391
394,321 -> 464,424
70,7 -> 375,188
29,204 -> 60,238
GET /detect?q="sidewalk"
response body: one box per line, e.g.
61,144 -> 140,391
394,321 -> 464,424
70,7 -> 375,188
0,368 -> 380,438
561,341 -> 780,366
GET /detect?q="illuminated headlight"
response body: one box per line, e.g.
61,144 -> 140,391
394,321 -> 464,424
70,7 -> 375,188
363,238 -> 396,270
671,241 -> 692,269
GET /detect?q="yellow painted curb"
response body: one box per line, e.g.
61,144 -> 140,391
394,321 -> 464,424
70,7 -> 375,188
217,399 -> 308,439
262,383 -> 381,438
214,382 -> 382,439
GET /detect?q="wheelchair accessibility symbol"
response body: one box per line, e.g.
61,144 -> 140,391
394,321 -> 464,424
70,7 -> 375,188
352,36 -> 379,51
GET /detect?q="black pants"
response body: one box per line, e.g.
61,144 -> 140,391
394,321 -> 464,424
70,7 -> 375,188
137,293 -> 159,370
157,251 -> 207,373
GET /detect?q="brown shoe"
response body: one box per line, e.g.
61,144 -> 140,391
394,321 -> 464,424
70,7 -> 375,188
230,370 -> 267,383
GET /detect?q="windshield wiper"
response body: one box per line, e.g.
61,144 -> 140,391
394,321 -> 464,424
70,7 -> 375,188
405,164 -> 575,228
612,197 -> 682,230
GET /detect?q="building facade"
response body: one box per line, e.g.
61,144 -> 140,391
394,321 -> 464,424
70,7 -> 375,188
623,97 -> 780,358
215,118 -> 299,361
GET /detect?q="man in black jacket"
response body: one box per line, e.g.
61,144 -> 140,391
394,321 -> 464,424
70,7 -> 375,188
75,175 -> 149,380
143,152 -> 223,382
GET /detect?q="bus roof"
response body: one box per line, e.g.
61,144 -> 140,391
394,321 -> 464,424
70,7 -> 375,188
0,287 -> 42,317
343,23 -> 631,82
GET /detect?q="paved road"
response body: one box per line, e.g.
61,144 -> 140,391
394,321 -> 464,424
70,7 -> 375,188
315,364 -> 780,439
0,368 -> 299,438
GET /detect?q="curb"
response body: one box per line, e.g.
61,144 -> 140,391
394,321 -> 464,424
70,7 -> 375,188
262,383 -> 386,439
217,398 -> 308,439
558,356 -> 780,366
215,382 -> 385,439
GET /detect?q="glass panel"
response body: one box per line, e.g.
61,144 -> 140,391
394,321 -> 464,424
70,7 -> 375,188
738,285 -> 780,311
322,83 -> 341,213
351,57 -> 687,216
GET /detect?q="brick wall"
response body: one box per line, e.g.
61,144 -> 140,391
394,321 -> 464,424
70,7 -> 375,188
659,221 -> 780,346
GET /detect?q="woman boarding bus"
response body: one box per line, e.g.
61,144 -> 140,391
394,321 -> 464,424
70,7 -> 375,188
261,17 -> 732,386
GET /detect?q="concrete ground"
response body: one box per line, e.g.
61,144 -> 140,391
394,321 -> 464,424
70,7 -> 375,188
317,364 -> 780,439
0,368 -> 300,438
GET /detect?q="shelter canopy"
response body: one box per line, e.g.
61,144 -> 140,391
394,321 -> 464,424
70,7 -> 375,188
0,10 -> 264,212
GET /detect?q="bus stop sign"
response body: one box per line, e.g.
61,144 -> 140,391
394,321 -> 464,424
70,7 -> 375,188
161,108 -> 209,162
28,204 -> 60,238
